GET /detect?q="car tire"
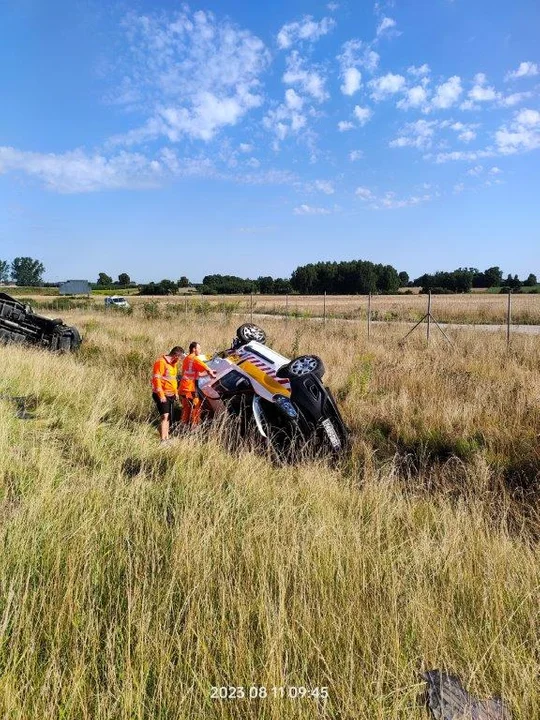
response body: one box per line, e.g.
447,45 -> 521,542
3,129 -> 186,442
285,355 -> 325,379
236,323 -> 267,345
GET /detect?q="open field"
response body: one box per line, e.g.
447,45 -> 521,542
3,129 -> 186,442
0,310 -> 538,719
11,290 -> 540,326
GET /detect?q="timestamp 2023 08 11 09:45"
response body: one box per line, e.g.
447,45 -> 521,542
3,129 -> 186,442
210,686 -> 329,700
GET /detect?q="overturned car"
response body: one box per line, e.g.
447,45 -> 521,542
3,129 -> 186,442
197,324 -> 349,460
0,292 -> 81,351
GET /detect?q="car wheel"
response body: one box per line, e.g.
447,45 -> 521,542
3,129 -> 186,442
236,323 -> 267,345
287,355 -> 325,378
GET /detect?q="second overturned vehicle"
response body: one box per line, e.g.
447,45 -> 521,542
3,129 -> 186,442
0,292 -> 81,351
197,324 -> 349,460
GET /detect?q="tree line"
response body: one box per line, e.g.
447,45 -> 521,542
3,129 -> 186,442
412,267 -> 538,293
1,256 -> 538,294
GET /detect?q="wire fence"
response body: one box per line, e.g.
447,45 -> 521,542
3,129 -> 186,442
170,290 -> 540,345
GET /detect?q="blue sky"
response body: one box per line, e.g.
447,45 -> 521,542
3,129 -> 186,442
1,0 -> 539,283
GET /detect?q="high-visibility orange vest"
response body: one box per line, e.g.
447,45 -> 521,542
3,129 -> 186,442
152,355 -> 179,397
179,353 -> 210,394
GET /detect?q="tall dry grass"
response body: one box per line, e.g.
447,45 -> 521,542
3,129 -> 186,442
0,310 -> 538,719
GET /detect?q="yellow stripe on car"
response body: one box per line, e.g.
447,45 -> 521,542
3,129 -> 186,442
238,361 -> 291,397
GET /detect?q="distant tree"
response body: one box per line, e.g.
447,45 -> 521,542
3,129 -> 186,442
273,278 -> 292,294
414,268 -> 474,293
290,264 -> 318,293
376,264 -> 400,293
0,259 -> 9,283
118,273 -> 131,286
524,273 -> 537,287
138,279 -> 178,295
11,257 -> 45,286
483,266 -> 503,287
97,272 -> 113,286
504,273 -> 521,289
257,276 -> 275,294
202,274 -> 256,294
398,271 -> 409,286
177,276 -> 190,288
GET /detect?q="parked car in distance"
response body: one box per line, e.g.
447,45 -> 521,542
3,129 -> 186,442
104,296 -> 130,309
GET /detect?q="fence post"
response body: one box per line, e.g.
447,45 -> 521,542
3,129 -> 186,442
323,291 -> 327,326
506,290 -> 511,347
367,293 -> 371,339
427,290 -> 432,344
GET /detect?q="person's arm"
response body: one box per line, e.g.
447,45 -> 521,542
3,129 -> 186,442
152,358 -> 166,400
195,356 -> 216,378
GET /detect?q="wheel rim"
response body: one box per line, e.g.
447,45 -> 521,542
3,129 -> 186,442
290,356 -> 318,376
243,325 -> 265,342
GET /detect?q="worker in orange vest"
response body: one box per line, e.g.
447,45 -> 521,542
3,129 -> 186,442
152,346 -> 185,442
179,341 -> 216,426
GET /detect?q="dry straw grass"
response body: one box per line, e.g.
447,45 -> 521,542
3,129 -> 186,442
0,309 -> 538,719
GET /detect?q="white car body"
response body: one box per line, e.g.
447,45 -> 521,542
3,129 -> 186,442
104,296 -> 130,308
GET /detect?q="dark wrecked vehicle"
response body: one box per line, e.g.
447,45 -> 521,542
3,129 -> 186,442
0,292 -> 81,351
197,323 -> 349,461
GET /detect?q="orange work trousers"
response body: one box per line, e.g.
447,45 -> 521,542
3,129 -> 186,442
181,394 -> 201,426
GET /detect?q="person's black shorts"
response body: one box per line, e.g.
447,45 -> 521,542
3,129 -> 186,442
152,392 -> 176,417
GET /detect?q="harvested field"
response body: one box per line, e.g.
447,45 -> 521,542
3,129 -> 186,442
13,291 -> 540,327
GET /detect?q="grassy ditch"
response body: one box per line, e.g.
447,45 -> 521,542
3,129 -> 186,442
0,314 -> 538,719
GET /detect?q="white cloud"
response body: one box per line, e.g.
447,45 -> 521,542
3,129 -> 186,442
277,15 -> 335,49
327,2 -> 340,10
338,121 -> 355,132
294,203 -> 331,215
369,73 -> 406,101
263,93 -> 307,142
355,186 -> 374,200
338,40 -> 379,74
356,185 -> 431,209
313,179 -> 335,194
239,143 -> 253,153
285,88 -> 304,110
489,166 -> 502,174
450,122 -> 479,143
341,67 -> 362,96
0,146 -> 209,193
431,76 -> 463,109
397,85 -> 428,110
516,108 -> 540,126
499,91 -> 533,108
407,64 -> 430,77
111,9 -> 270,144
505,61 -> 539,81
458,129 -> 476,143
354,105 -> 373,126
467,165 -> 483,176
376,17 -> 397,37
469,74 -> 500,103
433,149 -> 496,163
349,150 -> 364,161
453,183 -> 465,194
390,119 -> 437,149
495,108 -> 540,155
283,51 -> 328,102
